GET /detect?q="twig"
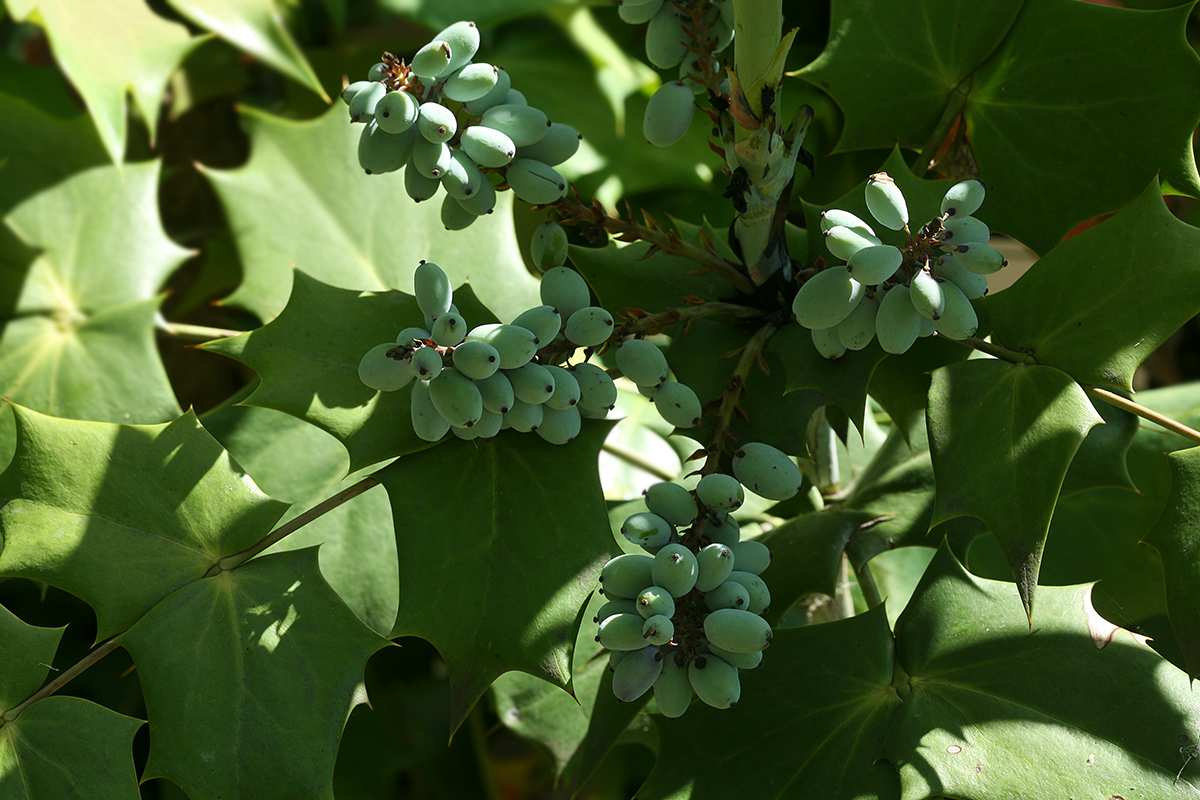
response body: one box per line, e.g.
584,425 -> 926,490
703,321 -> 778,475
206,476 -> 382,576
1086,386 -> 1200,446
602,441 -> 678,482
159,322 -> 245,342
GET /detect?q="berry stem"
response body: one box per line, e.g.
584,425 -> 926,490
703,320 -> 778,475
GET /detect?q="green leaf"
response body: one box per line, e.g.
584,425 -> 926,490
202,270 -> 496,473
5,0 -> 198,164
636,608 -> 901,800
769,323 -> 884,440
376,423 -> 614,736
1060,394 -> 1138,497
0,405 -> 290,638
203,104 -> 539,322
759,508 -> 876,626
0,602 -> 63,709
927,360 -> 1102,618
0,92 -> 107,216
491,593 -> 646,790
119,548 -> 387,800
165,0 -> 326,100
989,179 -> 1200,392
1141,446 -> 1200,681
201,394 -> 399,636
801,0 -> 1200,254
886,544 -> 1200,798
0,696 -> 143,800
0,158 -> 190,466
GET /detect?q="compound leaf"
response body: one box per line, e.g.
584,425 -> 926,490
377,422 -> 614,736
927,360 -> 1102,619
203,104 -> 539,322
1142,445 -> 1200,681
886,544 -> 1200,798
5,0 -> 197,164
989,179 -> 1200,392
201,270 -> 496,473
636,608 -> 900,800
0,405 -> 290,639
166,0 -> 326,100
120,548 -> 387,800
801,0 -> 1200,254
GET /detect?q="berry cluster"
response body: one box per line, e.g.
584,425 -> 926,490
342,20 -> 581,228
620,0 -> 734,147
792,176 -> 1006,358
358,262 -> 621,444
594,443 -> 801,715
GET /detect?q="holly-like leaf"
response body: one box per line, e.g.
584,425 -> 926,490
927,360 -> 1102,618
886,544 -> 1200,797
0,92 -> 107,216
165,0 -> 326,100
202,270 -> 496,473
1141,446 -> 1200,681
0,158 -> 191,465
201,394 -> 399,636
120,548 -> 388,800
0,405 -> 290,639
0,696 -> 143,800
378,0 -> 583,31
377,423 -> 615,736
491,593 -> 646,791
635,608 -> 901,800
769,323 -> 884,440
989,179 -> 1200,392
1060,394 -> 1138,497
801,0 -> 1200,254
203,104 -> 540,322
5,0 -> 198,164
0,602 -> 63,709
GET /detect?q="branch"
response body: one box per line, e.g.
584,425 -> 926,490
207,476 -> 382,576
702,321 -> 778,475
1086,386 -> 1200,446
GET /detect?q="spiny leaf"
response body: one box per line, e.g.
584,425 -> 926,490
800,0 -> 1200,254
0,92 -> 107,216
201,393 -> 399,636
569,240 -> 734,316
989,178 -> 1200,392
886,543 -> 1200,797
201,270 -> 496,473
165,0 -> 325,99
0,602 -> 63,709
0,696 -> 143,800
377,423 -> 614,737
120,548 -> 388,800
6,0 -> 198,164
636,608 -> 900,800
1141,446 -> 1200,681
0,405 -> 290,639
927,360 -> 1102,619
203,104 -> 539,321
0,158 -> 190,465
